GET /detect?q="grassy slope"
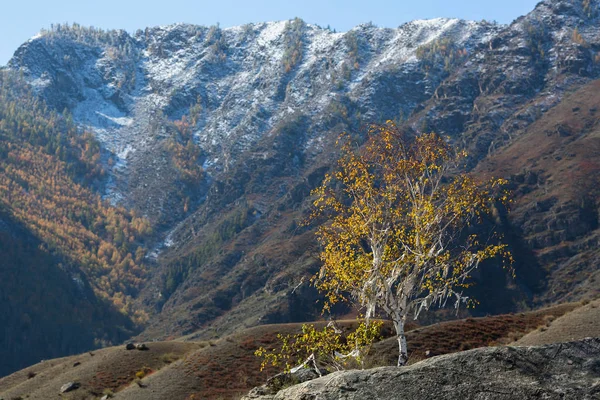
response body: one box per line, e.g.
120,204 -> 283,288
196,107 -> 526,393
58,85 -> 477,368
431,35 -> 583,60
4,302 -> 590,400
0,342 -> 202,400
514,298 -> 600,346
368,303 -> 579,367
0,210 -> 138,378
106,302 -> 587,399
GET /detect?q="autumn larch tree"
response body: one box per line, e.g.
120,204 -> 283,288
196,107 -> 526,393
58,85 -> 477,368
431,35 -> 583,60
311,122 -> 511,366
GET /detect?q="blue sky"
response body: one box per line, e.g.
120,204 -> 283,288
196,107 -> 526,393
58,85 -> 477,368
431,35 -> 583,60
1,0 -> 541,66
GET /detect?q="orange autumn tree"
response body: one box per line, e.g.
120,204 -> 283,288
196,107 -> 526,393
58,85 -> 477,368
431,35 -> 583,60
311,122 -> 511,366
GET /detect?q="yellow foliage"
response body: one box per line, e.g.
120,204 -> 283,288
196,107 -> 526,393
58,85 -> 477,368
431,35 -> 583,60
255,320 -> 382,373
572,28 -> 588,47
0,141 -> 151,323
308,122 -> 512,364
135,366 -> 152,379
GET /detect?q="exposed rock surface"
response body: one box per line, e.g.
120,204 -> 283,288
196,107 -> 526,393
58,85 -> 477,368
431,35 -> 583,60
59,381 -> 80,393
135,343 -> 149,351
243,338 -> 600,400
246,368 -> 321,397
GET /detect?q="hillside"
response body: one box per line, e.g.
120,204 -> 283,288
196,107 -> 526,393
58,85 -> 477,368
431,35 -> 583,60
514,298 -> 600,345
0,209 -> 135,377
0,341 -> 202,400
0,71 -> 154,376
0,302 -> 589,400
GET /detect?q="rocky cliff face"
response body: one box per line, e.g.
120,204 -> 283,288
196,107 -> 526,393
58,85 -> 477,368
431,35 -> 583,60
6,0 -> 600,342
410,0 -> 600,306
243,338 -> 600,400
9,18 -> 498,226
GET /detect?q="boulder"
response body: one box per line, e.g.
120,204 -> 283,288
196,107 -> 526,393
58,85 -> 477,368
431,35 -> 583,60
245,368 -> 321,397
135,343 -> 149,351
243,338 -> 600,399
59,381 -> 80,393
125,343 -> 135,350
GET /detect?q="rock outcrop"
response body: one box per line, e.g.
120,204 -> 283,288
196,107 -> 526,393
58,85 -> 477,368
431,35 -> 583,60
243,338 -> 600,400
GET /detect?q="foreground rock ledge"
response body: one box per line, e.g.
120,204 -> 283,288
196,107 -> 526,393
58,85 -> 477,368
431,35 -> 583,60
243,338 -> 600,400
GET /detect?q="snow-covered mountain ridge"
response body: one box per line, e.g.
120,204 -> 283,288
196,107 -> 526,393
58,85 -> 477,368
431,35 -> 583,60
9,18 -> 500,227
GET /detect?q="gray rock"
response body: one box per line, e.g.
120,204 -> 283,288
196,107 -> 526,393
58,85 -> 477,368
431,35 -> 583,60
135,343 -> 149,351
242,338 -> 600,399
125,343 -> 136,350
246,368 -> 321,397
59,381 -> 80,393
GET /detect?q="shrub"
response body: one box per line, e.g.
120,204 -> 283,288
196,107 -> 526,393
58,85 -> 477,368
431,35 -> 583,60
522,19 -> 550,68
255,320 -> 382,375
205,24 -> 228,62
159,353 -> 180,364
572,28 -> 589,47
583,0 -> 597,18
344,30 -> 360,69
135,366 -> 152,379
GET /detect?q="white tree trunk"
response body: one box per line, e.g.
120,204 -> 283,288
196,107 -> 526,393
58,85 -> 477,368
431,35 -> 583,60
393,316 -> 408,366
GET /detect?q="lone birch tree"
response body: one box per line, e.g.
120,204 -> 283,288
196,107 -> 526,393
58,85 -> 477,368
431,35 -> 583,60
311,123 -> 511,366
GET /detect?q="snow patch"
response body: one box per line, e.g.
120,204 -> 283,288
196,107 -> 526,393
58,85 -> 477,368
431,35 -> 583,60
96,113 -> 134,127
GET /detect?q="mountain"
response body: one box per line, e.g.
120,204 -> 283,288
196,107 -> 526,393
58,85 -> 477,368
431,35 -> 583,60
408,0 -> 600,305
0,70 -> 151,376
8,18 -> 499,227
7,15 -> 502,337
2,0 -> 600,377
0,209 -> 127,377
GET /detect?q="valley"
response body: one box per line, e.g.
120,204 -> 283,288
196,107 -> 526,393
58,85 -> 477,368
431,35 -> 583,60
0,0 -> 599,397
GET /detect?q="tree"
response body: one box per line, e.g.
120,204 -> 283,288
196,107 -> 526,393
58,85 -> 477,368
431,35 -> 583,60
311,122 -> 511,366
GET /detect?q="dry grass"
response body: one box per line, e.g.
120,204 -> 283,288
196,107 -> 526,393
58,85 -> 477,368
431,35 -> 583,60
367,303 -> 578,367
514,298 -> 600,346
0,302 -> 584,400
116,303 -> 578,399
0,341 -> 202,400
159,352 -> 182,364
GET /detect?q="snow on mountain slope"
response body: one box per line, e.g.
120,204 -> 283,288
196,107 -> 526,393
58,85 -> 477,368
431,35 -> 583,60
8,18 -> 501,228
